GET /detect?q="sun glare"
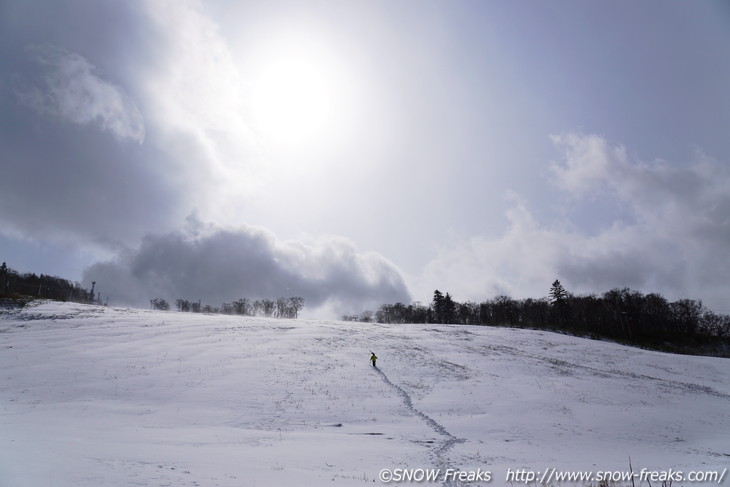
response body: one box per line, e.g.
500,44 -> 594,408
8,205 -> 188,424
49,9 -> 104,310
251,52 -> 335,148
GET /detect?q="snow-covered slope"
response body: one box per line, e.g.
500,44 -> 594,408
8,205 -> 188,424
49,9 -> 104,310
1,301 -> 728,486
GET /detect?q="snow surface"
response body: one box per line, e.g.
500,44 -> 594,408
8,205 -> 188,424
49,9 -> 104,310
1,301 -> 728,486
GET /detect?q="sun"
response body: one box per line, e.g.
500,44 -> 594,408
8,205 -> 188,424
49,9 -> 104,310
251,52 -> 335,148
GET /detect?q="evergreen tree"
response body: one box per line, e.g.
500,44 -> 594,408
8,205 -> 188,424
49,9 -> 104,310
549,280 -> 568,305
432,290 -> 445,323
431,290 -> 457,323
0,262 -> 7,295
443,292 -> 456,324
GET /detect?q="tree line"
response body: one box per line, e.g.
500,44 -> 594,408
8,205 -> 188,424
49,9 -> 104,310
344,280 -> 730,355
150,296 -> 304,319
0,262 -> 101,304
1,261 -> 304,318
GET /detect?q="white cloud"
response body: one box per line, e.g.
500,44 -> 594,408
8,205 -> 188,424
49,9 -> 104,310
141,0 -> 247,138
551,133 -> 730,245
21,45 -> 145,143
418,134 -> 730,311
137,0 -> 263,222
549,133 -> 620,196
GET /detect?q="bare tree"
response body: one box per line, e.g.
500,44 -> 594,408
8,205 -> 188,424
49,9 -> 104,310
288,297 -> 304,318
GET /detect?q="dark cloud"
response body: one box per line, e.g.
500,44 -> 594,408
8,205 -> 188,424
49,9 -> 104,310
0,0 -> 246,250
0,95 -> 183,246
83,224 -> 411,315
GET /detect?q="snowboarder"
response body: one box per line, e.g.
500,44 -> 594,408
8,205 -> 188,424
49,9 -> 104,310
370,352 -> 377,367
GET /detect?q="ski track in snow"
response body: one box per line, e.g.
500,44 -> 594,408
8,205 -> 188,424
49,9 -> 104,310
375,365 -> 468,486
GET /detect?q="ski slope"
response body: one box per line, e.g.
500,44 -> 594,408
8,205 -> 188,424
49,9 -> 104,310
1,301 -> 728,486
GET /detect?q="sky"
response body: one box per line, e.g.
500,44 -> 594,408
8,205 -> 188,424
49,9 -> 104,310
1,0 -> 729,317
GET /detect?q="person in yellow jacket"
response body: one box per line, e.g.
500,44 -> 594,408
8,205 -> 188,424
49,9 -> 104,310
370,352 -> 377,367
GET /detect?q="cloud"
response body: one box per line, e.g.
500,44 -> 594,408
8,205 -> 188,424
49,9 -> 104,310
20,45 -> 145,143
83,223 -> 411,316
550,133 -> 730,249
0,0 -> 255,252
419,134 -> 730,311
